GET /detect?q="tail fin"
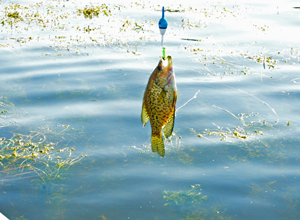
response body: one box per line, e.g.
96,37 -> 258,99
151,134 -> 165,157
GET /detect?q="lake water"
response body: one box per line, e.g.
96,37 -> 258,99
1,0 -> 300,219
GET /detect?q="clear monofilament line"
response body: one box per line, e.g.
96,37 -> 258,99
161,35 -> 164,47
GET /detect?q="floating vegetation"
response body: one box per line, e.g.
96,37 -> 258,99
0,97 -> 19,128
180,44 -> 294,75
190,104 -> 299,163
190,109 -> 274,142
248,55 -> 278,69
1,9 -> 24,26
0,1 -> 156,55
0,0 -> 298,64
127,50 -> 141,55
3,11 -> 23,24
187,91 -> 297,163
0,124 -> 86,182
0,3 -> 46,28
164,9 -> 183,13
77,5 -> 111,19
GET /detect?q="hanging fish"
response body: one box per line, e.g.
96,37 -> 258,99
141,56 -> 177,157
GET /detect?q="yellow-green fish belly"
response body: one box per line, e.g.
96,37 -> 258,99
147,83 -> 175,136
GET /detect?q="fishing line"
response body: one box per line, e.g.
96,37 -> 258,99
159,6 -> 168,59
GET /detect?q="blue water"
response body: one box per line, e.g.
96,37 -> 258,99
1,0 -> 300,219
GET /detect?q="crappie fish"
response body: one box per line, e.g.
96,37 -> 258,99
141,56 -> 177,157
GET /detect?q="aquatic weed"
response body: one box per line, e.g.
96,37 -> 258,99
162,185 -> 231,220
77,5 -> 111,19
0,124 -> 87,182
162,184 -> 207,207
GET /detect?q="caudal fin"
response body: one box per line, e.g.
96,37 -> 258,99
151,134 -> 165,157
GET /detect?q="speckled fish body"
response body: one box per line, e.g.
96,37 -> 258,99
141,56 -> 177,157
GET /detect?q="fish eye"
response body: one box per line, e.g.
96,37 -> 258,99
157,66 -> 162,71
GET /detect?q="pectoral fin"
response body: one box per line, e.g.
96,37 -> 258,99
163,111 -> 175,138
141,99 -> 149,126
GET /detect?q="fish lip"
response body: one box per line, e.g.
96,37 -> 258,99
161,56 -> 173,71
166,57 -> 174,86
161,56 -> 172,67
167,56 -> 173,66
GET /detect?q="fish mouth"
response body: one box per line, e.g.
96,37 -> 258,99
167,56 -> 173,75
165,56 -> 174,85
166,56 -> 173,67
161,56 -> 172,69
161,56 -> 172,66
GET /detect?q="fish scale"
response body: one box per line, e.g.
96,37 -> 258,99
141,56 -> 177,157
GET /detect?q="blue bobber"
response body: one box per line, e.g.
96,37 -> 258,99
159,6 -> 168,36
159,7 -> 168,48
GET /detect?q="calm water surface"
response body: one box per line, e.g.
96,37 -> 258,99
1,0 -> 300,219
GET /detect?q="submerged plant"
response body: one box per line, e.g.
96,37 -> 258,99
0,124 -> 86,182
162,185 -> 231,219
163,184 -> 207,207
